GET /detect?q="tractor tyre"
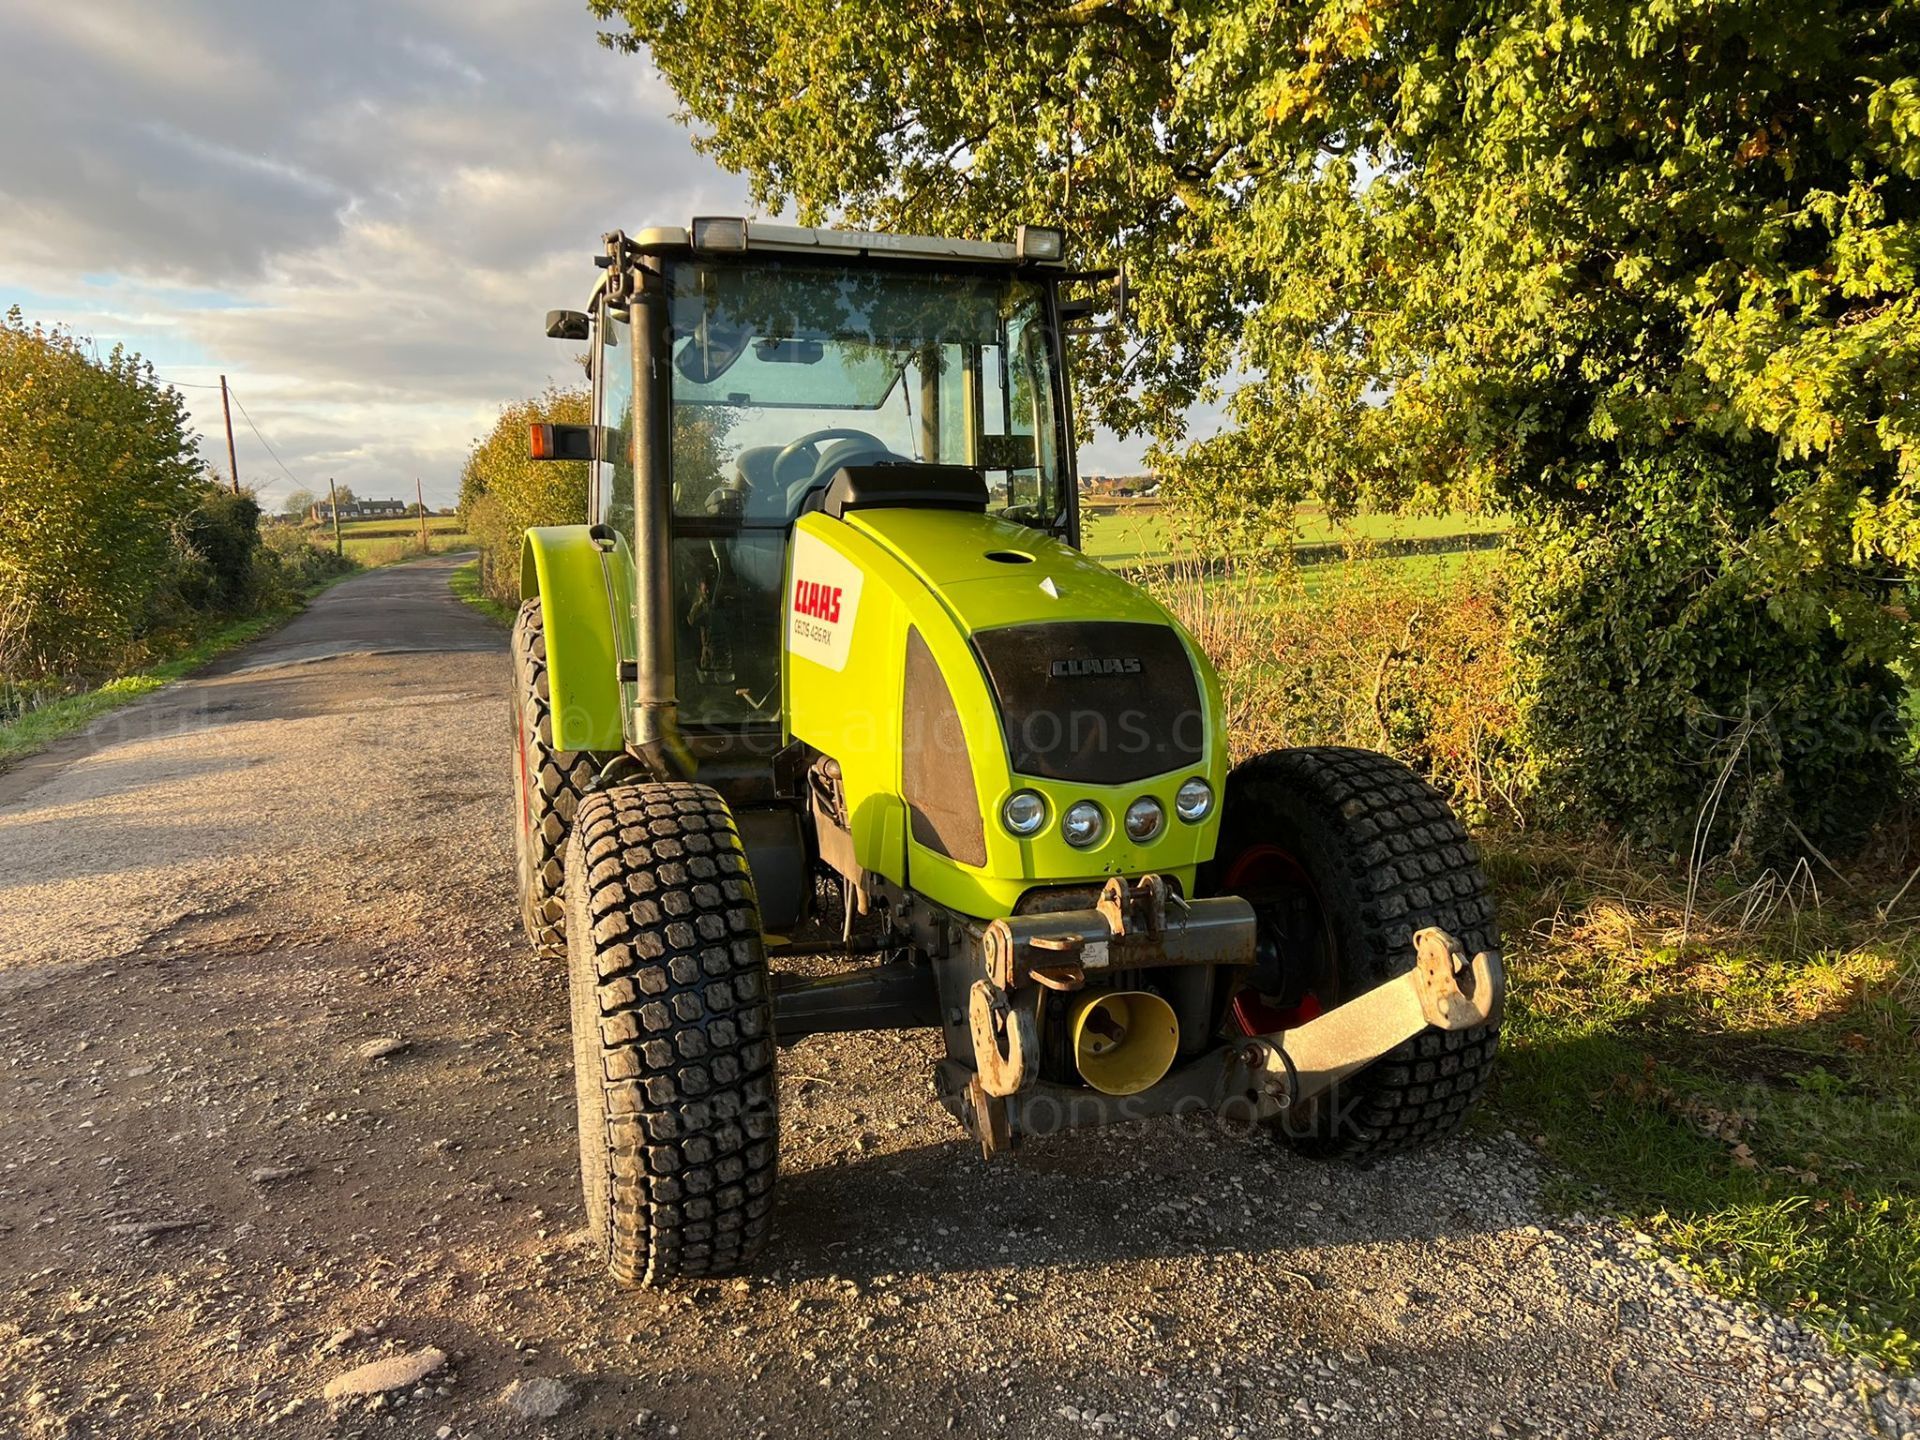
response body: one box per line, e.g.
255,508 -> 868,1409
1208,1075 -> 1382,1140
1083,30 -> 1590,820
512,598 -> 618,959
563,781 -> 778,1285
1209,746 -> 1500,1162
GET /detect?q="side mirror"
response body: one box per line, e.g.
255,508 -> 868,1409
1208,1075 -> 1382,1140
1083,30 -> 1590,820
1059,270 -> 1127,333
545,309 -> 590,341
529,423 -> 596,462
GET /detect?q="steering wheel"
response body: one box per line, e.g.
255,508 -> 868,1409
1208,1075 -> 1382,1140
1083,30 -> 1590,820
771,427 -> 891,489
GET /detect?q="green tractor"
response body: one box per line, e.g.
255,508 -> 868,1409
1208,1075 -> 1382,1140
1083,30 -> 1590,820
515,219 -> 1504,1286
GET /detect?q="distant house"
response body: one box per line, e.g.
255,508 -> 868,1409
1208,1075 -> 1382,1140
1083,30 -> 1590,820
309,499 -> 409,523
1081,474 -> 1157,499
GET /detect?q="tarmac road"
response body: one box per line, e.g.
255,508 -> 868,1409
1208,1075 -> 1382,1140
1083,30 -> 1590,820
0,554 -> 1912,1440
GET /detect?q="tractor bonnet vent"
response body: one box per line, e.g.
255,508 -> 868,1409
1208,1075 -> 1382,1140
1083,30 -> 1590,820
970,621 -> 1205,786
819,464 -> 987,519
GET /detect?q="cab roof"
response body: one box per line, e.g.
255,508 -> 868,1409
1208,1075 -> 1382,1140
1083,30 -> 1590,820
627,220 -> 1068,269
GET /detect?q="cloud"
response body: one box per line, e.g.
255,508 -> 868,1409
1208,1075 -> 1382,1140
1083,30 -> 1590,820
0,1 -> 1151,505
0,0 -> 746,504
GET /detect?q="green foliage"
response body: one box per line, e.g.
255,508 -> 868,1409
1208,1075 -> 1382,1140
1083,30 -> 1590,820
0,307 -> 203,679
1510,460 -> 1906,853
601,0 -> 1920,853
258,522 -> 359,591
459,388 -> 591,603
168,486 -> 266,616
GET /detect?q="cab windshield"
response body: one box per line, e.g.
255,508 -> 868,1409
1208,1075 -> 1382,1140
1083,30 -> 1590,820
665,258 -> 1067,528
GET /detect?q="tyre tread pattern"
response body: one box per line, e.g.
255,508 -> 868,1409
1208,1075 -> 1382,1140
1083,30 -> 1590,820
565,782 -> 777,1285
1228,746 -> 1500,1162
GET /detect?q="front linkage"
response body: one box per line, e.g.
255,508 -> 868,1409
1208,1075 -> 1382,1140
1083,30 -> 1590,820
933,875 -> 1504,1157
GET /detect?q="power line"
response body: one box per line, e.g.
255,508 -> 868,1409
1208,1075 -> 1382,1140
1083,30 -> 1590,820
224,386 -> 305,492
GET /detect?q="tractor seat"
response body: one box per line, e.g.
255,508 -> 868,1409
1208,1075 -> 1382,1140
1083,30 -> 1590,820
730,446 -> 785,519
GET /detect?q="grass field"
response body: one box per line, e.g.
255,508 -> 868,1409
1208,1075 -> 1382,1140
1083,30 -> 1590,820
1079,499 -> 1506,562
339,530 -> 474,564
325,514 -> 465,538
292,514 -> 471,564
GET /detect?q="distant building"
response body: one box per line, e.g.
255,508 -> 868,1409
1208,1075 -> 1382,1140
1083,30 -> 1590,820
309,499 -> 409,523
1080,473 -> 1157,498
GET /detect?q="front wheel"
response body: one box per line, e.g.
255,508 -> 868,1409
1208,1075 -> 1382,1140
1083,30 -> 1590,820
1207,746 -> 1501,1162
564,781 -> 779,1285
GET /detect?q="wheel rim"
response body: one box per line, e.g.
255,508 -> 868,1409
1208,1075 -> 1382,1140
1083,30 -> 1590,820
1221,843 -> 1336,1035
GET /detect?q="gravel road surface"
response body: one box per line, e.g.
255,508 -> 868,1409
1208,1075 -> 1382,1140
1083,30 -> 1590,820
1,555 -> 1913,1439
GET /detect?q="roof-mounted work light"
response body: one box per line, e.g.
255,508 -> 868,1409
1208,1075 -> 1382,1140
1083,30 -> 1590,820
1015,224 -> 1065,262
690,216 -> 750,252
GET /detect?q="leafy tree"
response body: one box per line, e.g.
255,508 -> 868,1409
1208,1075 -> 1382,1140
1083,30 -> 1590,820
280,488 -> 316,522
169,486 -> 266,615
459,387 -> 591,601
329,484 -> 358,509
598,0 -> 1920,853
0,308 -> 203,678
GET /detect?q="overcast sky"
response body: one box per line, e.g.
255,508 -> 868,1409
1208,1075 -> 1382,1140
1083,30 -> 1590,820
0,1 -> 1147,509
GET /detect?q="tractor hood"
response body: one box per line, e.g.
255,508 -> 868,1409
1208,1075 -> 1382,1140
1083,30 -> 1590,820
840,509 -> 1210,786
781,504 -> 1227,920
839,508 -> 1174,632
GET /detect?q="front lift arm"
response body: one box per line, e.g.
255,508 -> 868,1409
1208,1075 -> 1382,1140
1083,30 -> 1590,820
1220,927 -> 1505,1119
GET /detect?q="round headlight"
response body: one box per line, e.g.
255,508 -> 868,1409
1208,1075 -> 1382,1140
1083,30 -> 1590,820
1175,777 -> 1214,823
1124,796 -> 1164,842
1001,790 -> 1047,837
1061,800 -> 1105,849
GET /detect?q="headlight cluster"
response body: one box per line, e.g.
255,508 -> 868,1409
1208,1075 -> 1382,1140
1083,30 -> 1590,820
999,778 -> 1213,848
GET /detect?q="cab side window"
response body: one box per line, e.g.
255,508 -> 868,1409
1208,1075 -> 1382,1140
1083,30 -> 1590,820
597,305 -> 636,539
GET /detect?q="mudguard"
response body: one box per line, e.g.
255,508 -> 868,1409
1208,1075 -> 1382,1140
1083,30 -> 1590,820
519,525 -> 628,752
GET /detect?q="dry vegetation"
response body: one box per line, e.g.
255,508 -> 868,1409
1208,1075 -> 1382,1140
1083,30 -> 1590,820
1146,552 -> 1524,823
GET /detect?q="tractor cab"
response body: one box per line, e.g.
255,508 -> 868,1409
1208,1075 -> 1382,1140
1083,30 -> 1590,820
575,221 -> 1080,735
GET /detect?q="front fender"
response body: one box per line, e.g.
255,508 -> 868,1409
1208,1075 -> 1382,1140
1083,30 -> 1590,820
520,525 -> 626,752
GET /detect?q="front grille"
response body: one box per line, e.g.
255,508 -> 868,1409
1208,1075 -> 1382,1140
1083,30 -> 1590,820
969,621 -> 1205,785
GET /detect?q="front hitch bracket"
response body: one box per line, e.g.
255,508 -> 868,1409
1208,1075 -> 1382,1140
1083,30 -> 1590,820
1224,927 -> 1504,1115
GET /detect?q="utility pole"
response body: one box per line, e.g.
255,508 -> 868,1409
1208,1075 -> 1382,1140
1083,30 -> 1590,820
328,478 -> 344,558
219,375 -> 241,495
416,477 -> 428,553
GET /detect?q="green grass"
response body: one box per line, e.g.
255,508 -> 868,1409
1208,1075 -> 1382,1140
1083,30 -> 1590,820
449,560 -> 516,625
339,531 -> 474,565
1079,499 -> 1506,562
325,514 -> 465,538
1485,837 -> 1920,1371
0,571 -> 359,767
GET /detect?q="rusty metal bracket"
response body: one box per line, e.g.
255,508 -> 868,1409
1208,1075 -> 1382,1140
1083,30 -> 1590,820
966,1075 -> 1012,1160
1096,873 -> 1167,938
1222,928 -> 1504,1116
1412,927 -> 1504,1031
978,883 -> 1254,991
968,981 -> 1039,1097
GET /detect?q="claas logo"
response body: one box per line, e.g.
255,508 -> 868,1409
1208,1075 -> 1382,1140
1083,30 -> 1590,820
793,577 -> 843,624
